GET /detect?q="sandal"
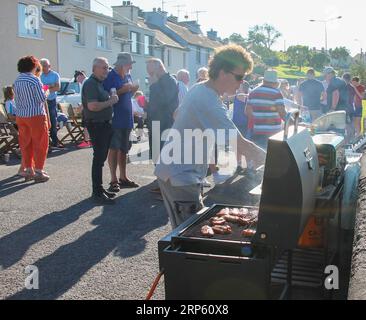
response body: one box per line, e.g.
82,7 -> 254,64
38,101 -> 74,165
119,179 -> 140,188
108,181 -> 120,193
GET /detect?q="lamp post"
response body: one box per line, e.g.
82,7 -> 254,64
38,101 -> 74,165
355,39 -> 363,62
309,16 -> 342,52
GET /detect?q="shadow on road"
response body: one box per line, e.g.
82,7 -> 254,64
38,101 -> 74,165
0,175 -> 35,198
5,182 -> 168,300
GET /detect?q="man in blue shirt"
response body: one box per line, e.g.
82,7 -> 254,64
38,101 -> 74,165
103,53 -> 140,192
298,69 -> 325,121
40,58 -> 61,148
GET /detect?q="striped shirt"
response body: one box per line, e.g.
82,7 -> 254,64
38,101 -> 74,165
13,73 -> 47,118
247,85 -> 285,136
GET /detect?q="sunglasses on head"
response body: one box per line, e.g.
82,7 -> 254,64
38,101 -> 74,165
228,71 -> 246,82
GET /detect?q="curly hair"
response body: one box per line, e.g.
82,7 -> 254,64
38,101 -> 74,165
17,56 -> 39,73
208,45 -> 253,80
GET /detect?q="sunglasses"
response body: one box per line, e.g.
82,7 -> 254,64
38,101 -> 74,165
228,71 -> 246,82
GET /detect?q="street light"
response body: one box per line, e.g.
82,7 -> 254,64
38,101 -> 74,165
309,16 -> 342,52
355,39 -> 364,62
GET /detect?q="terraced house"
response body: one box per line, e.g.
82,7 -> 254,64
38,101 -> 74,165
0,0 -> 221,98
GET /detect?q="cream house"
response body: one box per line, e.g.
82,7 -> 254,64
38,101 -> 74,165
46,0 -> 125,79
0,0 -> 74,98
112,3 -> 157,93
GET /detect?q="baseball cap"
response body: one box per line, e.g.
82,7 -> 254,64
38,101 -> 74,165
113,52 -> 136,66
323,66 -> 335,75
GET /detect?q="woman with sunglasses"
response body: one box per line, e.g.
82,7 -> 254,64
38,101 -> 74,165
154,44 -> 266,229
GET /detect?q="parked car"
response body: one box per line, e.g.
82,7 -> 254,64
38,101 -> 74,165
56,78 -> 81,109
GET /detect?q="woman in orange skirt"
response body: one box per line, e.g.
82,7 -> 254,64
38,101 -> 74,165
13,56 -> 50,183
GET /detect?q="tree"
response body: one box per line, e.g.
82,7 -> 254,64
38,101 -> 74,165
228,33 -> 247,48
247,24 -> 282,50
350,61 -> 366,85
286,45 -> 310,71
309,52 -> 330,70
329,46 -> 351,68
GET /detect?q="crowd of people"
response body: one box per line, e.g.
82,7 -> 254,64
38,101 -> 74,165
2,46 -> 366,228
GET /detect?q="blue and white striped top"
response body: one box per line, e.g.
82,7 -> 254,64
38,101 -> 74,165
13,73 -> 47,118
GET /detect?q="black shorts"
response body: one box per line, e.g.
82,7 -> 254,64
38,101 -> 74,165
110,128 -> 132,153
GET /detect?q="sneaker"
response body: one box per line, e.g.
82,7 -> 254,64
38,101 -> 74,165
34,171 -> 50,183
108,182 -> 120,193
213,172 -> 232,185
103,189 -> 117,199
202,178 -> 211,188
77,141 -> 92,148
91,193 -> 115,206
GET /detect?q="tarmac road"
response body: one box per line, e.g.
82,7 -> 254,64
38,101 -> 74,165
0,140 -> 170,300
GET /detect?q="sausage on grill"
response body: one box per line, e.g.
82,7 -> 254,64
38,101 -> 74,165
201,225 -> 215,237
212,225 -> 232,235
217,208 -> 230,217
210,217 -> 227,226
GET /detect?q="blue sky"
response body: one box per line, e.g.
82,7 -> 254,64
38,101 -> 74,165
92,0 -> 363,56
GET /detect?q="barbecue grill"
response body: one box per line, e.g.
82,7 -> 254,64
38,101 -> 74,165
158,112 -> 345,300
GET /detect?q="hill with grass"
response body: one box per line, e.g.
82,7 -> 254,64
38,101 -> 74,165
273,64 -> 322,80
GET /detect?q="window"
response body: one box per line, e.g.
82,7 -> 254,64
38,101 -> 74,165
18,3 -> 41,38
167,49 -> 171,67
196,46 -> 201,64
97,23 -> 108,49
144,35 -> 153,56
74,18 -> 82,44
130,31 -> 140,54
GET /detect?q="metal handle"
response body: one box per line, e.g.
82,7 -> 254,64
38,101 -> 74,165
284,110 -> 300,140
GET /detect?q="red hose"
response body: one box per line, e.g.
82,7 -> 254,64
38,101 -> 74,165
146,270 -> 164,300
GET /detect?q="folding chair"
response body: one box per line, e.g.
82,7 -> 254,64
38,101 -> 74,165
58,103 -> 84,145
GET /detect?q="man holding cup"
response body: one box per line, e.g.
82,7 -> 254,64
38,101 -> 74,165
103,52 -> 140,193
82,57 -> 119,205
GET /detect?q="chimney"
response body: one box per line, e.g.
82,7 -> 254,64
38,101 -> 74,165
168,15 -> 178,23
68,0 -> 91,10
145,8 -> 168,28
113,1 -> 139,23
180,20 -> 201,34
207,28 -> 218,41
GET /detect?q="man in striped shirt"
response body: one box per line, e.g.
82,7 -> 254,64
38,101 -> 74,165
245,70 -> 286,149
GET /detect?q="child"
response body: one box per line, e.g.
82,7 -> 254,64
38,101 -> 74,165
3,86 -> 16,122
132,91 -> 146,141
3,86 -> 28,176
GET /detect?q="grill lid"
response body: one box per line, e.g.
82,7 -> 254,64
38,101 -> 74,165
253,123 -> 319,250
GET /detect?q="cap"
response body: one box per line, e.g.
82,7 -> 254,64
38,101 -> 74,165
263,70 -> 278,83
113,52 -> 136,67
323,66 -> 335,75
